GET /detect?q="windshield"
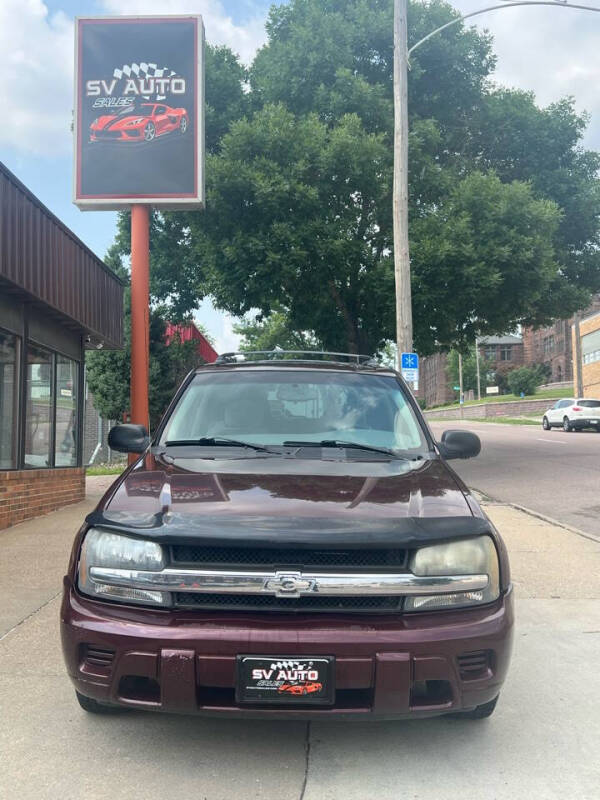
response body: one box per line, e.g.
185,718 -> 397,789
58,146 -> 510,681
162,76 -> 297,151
159,369 -> 428,453
116,102 -> 154,117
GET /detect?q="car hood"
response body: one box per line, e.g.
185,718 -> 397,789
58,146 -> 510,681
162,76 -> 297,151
86,454 -> 483,548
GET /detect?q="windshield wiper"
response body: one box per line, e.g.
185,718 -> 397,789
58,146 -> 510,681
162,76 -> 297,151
164,437 -> 273,453
282,440 -> 420,459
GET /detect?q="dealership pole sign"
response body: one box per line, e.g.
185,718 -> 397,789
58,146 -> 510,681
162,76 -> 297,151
73,16 -> 204,209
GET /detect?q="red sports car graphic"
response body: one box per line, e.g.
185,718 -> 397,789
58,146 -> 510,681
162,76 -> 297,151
89,102 -> 188,143
278,681 -> 323,696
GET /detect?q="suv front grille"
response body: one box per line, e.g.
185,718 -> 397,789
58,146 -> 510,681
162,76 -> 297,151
171,545 -> 407,570
173,592 -> 402,613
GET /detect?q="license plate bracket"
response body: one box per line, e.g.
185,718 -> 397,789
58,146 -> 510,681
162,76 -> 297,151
236,655 -> 335,705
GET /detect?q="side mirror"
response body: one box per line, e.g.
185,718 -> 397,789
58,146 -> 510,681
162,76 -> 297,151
437,429 -> 481,460
108,424 -> 150,454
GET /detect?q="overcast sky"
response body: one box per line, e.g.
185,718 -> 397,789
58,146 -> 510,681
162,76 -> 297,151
2,0 -> 600,351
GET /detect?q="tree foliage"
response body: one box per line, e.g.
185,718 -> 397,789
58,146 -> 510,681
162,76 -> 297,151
507,366 -> 542,397
110,1 -> 600,357
233,307 -> 321,352
86,247 -> 201,430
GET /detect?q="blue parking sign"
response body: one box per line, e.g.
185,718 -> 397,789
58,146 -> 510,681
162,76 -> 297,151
401,353 -> 419,370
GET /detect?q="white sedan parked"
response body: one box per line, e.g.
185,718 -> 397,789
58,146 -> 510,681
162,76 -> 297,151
542,398 -> 600,432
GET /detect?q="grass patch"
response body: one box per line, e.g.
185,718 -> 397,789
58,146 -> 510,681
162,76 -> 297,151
86,464 -> 126,476
466,416 -> 541,426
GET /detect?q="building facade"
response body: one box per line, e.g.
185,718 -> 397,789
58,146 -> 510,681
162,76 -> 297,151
522,320 -> 573,383
478,335 -> 524,371
420,352 -> 454,409
573,310 -> 600,398
522,296 -> 600,383
0,162 -> 123,529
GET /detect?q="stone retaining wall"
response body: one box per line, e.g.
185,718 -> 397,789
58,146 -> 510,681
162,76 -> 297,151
424,398 -> 551,420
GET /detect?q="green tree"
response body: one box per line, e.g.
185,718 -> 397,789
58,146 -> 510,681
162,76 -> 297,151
447,347 -> 492,395
113,1 -> 600,356
507,367 -> 542,397
85,247 -> 202,430
233,307 -> 321,352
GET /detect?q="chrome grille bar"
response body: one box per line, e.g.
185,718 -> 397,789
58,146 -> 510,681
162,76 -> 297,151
89,566 -> 488,598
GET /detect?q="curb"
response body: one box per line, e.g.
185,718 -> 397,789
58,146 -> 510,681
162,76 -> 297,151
475,489 -> 600,545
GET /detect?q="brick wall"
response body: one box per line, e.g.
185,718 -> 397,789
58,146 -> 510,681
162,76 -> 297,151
420,353 -> 454,408
424,398 -> 551,420
573,311 -> 600,399
0,467 -> 85,530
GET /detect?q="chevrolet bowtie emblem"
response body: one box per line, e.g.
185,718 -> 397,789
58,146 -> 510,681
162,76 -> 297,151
263,572 -> 317,598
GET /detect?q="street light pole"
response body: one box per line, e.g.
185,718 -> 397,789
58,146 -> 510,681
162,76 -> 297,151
475,339 -> 482,401
393,0 -> 412,362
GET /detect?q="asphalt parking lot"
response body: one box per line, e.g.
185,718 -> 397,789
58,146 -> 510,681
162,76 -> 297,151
1,482 -> 599,800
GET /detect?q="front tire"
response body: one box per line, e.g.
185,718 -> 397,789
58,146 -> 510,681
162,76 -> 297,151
75,691 -> 123,714
542,416 -> 550,430
563,416 -> 572,432
144,122 -> 156,142
451,695 -> 499,719
179,116 -> 188,134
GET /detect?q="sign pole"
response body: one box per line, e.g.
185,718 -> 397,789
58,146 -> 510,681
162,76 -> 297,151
130,204 -> 150,458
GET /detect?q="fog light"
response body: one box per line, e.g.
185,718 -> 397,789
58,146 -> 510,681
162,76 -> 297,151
404,591 -> 485,612
90,584 -> 171,607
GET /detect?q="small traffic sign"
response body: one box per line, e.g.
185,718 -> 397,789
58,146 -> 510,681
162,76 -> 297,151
400,352 -> 419,385
453,385 -> 460,391
401,352 -> 419,370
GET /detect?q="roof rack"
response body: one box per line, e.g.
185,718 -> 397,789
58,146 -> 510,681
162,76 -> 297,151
214,350 -> 381,367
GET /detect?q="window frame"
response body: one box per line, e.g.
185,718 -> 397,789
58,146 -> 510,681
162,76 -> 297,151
0,327 -> 21,470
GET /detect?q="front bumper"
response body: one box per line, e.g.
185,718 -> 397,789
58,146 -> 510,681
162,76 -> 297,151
61,579 -> 514,719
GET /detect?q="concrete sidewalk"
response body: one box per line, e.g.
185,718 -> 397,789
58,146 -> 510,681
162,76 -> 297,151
1,481 -> 599,799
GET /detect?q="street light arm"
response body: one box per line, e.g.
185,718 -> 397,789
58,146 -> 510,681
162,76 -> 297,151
408,2 -> 600,59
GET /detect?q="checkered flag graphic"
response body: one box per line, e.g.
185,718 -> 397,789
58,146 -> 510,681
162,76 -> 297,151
112,62 -> 178,100
271,660 -> 311,670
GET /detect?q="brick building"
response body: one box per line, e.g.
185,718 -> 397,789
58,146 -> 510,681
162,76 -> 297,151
478,335 -> 524,370
522,320 -> 574,382
573,310 -> 600,398
522,295 -> 600,383
420,352 -> 454,408
0,162 -> 123,529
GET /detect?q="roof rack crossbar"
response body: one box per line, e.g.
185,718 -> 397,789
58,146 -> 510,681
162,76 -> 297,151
214,350 -> 379,366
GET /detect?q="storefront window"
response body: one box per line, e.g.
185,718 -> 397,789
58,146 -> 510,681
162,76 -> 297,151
55,356 -> 78,466
0,331 -> 19,469
25,344 -> 53,468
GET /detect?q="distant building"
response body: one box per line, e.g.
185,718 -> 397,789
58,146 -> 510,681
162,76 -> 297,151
165,322 -> 218,363
420,353 -> 454,408
573,309 -> 600,398
522,295 -> 600,383
478,335 -> 524,370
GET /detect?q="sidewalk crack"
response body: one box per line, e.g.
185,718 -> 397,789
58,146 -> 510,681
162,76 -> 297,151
0,590 -> 61,643
299,721 -> 311,800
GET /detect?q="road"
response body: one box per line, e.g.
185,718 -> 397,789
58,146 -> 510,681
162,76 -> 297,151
2,479 -> 599,800
430,420 -> 600,538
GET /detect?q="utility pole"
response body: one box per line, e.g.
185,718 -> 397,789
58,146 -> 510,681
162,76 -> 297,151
475,339 -> 482,401
393,0 -> 412,362
458,352 -> 464,418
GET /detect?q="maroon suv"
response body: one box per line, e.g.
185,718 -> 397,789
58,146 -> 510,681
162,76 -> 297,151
61,353 -> 513,719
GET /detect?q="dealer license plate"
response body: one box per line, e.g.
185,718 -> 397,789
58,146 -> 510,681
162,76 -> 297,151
236,655 -> 335,705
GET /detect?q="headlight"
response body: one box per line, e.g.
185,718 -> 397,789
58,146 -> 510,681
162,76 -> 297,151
78,528 -> 170,607
405,536 -> 500,612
